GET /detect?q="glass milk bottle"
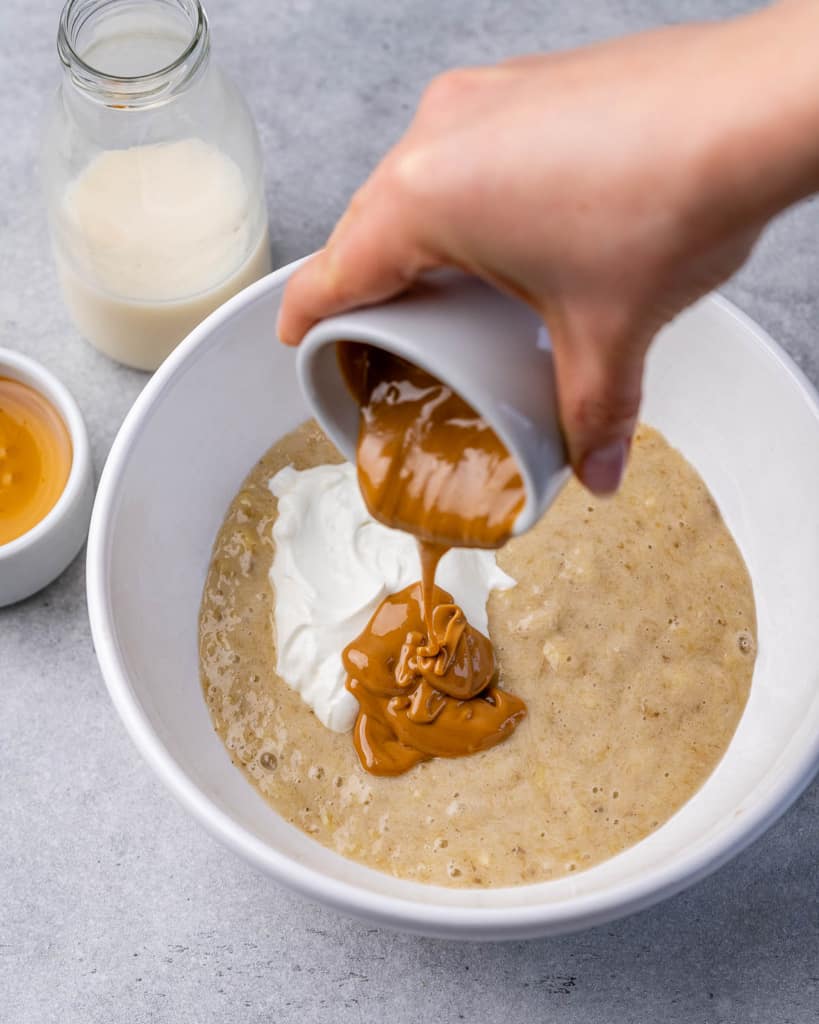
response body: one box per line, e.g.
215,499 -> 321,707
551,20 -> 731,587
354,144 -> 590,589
42,0 -> 271,371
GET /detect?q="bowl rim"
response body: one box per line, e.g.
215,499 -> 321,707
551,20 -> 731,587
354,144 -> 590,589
86,260 -> 819,939
0,346 -> 92,561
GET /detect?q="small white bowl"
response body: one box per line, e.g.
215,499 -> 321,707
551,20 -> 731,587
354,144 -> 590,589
86,260 -> 819,940
0,348 -> 94,606
297,271 -> 569,534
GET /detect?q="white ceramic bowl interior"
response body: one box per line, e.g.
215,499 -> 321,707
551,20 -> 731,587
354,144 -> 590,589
0,347 -> 94,606
87,262 -> 819,940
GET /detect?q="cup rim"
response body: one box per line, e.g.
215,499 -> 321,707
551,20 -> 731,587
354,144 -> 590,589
86,263 -> 819,938
0,347 -> 92,561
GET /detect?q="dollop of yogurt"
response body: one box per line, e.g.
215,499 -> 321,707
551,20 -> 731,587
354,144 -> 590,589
269,463 -> 516,732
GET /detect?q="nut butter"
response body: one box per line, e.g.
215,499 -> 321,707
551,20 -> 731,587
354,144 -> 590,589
343,581 -> 526,776
338,343 -> 526,549
338,343 -> 528,775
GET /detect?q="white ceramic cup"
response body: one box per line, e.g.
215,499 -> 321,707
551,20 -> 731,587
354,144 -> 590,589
296,271 -> 570,534
0,348 -> 94,606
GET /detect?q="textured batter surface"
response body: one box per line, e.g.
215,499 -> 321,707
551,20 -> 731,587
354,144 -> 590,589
2,0 -> 817,1020
200,422 -> 755,887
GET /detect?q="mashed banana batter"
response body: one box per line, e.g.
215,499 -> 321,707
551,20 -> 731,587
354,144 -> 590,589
199,421 -> 756,887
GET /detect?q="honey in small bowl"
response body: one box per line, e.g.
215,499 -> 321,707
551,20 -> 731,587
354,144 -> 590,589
0,376 -> 73,546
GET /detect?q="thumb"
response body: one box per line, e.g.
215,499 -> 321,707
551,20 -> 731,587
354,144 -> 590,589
549,319 -> 645,495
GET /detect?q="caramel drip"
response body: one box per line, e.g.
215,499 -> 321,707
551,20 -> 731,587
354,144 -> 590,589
343,583 -> 526,776
418,539 -> 447,638
339,344 -> 526,549
337,342 -> 528,776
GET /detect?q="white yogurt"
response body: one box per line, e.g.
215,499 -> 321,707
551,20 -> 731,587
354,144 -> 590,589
55,137 -> 271,370
268,462 -> 516,733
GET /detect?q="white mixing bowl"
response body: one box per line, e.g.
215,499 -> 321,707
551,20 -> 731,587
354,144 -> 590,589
86,260 -> 819,940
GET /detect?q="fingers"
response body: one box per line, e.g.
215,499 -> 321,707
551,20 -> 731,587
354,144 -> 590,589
277,177 -> 437,346
548,312 -> 647,495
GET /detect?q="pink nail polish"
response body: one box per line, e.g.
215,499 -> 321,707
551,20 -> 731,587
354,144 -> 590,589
581,439 -> 628,495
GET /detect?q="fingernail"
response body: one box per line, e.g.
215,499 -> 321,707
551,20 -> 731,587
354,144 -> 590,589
580,438 -> 628,495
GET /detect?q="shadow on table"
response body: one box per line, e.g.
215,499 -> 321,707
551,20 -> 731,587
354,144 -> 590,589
320,776 -> 819,1023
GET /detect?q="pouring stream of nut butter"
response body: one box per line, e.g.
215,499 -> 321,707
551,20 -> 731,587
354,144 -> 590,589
338,343 -> 528,775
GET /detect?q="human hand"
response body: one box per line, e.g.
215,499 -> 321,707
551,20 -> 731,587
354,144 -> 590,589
278,0 -> 819,493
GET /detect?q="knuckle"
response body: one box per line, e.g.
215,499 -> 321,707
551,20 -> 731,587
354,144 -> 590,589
322,267 -> 357,310
565,388 -> 641,437
384,145 -> 434,201
321,248 -> 359,309
420,67 -> 480,110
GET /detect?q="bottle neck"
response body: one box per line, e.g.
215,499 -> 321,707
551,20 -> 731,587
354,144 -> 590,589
57,0 -> 210,109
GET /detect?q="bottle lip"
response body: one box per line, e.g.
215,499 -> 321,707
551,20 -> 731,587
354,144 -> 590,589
57,0 -> 210,107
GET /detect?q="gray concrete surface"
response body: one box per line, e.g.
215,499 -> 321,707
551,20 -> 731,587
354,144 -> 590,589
1,1 -> 817,1021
